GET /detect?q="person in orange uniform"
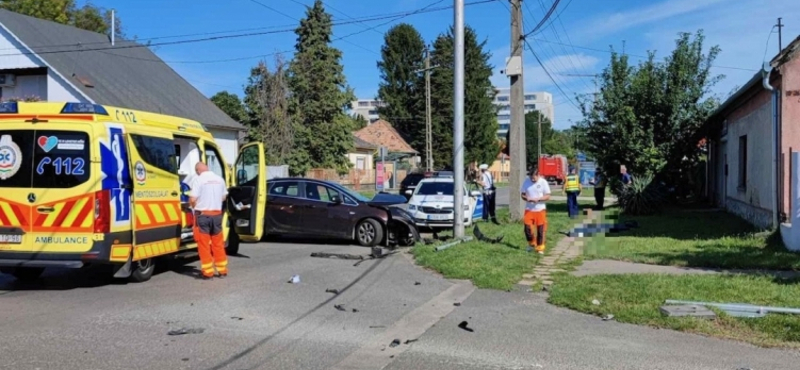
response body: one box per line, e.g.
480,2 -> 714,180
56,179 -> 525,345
521,166 -> 551,254
189,162 -> 229,279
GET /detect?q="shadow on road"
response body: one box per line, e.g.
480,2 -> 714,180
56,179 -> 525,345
204,256 -> 388,370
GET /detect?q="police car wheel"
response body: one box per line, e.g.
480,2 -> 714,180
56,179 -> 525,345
356,219 -> 383,247
11,267 -> 45,282
130,259 -> 155,283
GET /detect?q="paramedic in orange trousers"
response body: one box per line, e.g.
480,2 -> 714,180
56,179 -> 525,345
189,162 -> 229,279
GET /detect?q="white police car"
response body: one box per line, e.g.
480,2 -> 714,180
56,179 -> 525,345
406,177 -> 483,231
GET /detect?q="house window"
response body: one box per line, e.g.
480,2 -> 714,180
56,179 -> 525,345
497,96 -> 509,102
358,101 -> 369,107
738,135 -> 747,189
524,104 -> 536,110
497,114 -> 511,121
524,94 -> 536,100
356,157 -> 365,170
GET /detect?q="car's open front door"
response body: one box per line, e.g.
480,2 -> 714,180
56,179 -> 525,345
227,142 -> 266,242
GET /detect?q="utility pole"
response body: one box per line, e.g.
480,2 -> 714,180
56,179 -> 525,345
425,47 -> 433,172
537,113 -> 542,160
414,48 -> 440,172
508,0 -> 526,221
777,17 -> 784,52
453,0 -> 466,238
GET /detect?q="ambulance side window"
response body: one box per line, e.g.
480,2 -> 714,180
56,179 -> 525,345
235,145 -> 259,186
130,134 -> 177,174
204,145 -> 225,181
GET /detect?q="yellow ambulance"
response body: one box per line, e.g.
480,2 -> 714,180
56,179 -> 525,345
0,102 -> 267,282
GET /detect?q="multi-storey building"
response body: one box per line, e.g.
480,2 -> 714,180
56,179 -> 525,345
493,88 -> 554,138
350,99 -> 385,125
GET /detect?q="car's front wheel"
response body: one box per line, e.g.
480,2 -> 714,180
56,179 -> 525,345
355,219 -> 383,247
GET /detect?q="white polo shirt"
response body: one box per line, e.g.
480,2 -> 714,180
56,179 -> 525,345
521,177 -> 551,212
189,171 -> 228,211
481,171 -> 493,190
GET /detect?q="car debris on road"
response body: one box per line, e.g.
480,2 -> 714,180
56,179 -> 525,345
167,328 -> 205,336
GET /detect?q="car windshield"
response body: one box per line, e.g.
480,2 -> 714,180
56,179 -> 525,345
403,174 -> 424,186
335,184 -> 371,202
416,182 -> 454,195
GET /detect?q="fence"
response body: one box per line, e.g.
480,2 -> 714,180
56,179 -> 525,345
305,168 -> 410,190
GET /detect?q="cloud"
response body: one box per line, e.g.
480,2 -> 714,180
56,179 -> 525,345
577,0 -> 728,40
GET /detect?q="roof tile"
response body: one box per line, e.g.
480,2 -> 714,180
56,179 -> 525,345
353,119 -> 418,154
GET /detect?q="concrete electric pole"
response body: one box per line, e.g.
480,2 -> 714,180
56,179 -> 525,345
777,17 -> 784,52
508,0 -> 526,221
538,113 -> 542,160
453,0 -> 466,238
414,48 -> 440,172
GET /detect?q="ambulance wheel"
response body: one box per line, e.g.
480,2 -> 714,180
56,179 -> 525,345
226,228 -> 240,256
130,258 -> 154,283
11,267 -> 45,282
356,219 -> 383,247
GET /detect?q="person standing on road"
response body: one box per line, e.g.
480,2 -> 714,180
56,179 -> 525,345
563,166 -> 581,218
189,162 -> 229,280
521,167 -> 551,254
589,170 -> 606,210
477,164 -> 498,224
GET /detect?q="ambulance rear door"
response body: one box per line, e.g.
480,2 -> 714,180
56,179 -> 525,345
0,122 -> 96,257
227,142 -> 266,242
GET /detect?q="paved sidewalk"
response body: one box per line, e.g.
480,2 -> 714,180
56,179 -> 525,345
518,210 -> 601,288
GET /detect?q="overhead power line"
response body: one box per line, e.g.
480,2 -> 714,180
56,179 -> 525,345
0,0 -> 496,57
525,0 -> 560,37
522,38 -> 582,112
98,0 -> 486,65
247,0 -> 379,55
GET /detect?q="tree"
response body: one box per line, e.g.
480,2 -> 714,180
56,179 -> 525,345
243,56 -> 298,168
376,23 -> 426,152
503,110 -> 574,163
580,30 -> 721,194
1,0 -> 125,38
287,0 -> 356,175
429,26 -> 500,169
210,91 -> 247,124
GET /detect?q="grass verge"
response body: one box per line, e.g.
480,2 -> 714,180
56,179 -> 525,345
412,202 -> 573,290
548,273 -> 800,348
584,206 -> 800,270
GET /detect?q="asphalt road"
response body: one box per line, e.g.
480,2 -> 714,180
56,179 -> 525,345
1,240 -> 796,369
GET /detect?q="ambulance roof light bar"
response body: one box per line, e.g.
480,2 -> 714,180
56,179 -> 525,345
0,102 -> 18,113
61,102 -> 109,115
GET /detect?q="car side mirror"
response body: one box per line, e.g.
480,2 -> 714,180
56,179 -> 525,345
331,195 -> 343,204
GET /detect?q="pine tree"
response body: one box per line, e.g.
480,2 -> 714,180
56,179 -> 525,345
376,23 -> 426,151
287,0 -> 356,175
429,26 -> 499,169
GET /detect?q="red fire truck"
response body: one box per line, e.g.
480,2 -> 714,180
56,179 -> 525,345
538,155 -> 568,184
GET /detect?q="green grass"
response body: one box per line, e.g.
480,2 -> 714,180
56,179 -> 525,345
412,202 -> 574,290
548,273 -> 800,348
584,207 -> 800,270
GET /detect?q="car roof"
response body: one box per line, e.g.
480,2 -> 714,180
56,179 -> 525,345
418,177 -> 455,183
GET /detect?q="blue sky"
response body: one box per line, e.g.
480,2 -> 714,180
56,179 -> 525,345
96,0 -> 800,130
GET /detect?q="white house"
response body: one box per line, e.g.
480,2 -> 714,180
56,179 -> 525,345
0,10 -> 245,164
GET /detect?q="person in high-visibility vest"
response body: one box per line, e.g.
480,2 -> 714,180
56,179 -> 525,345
563,166 -> 582,218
